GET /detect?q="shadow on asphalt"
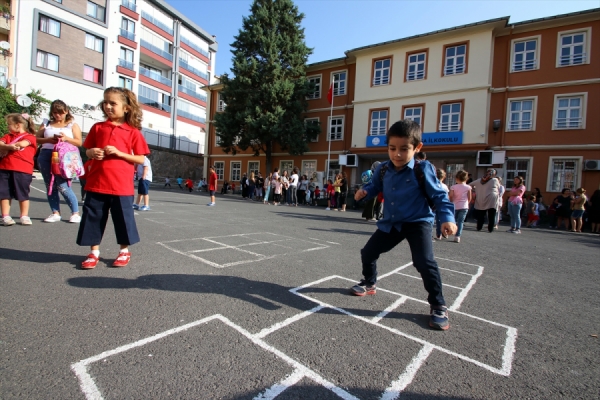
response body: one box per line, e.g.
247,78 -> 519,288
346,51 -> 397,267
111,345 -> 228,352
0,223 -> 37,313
272,211 -> 362,224
66,274 -> 432,330
307,227 -> 373,236
0,248 -> 82,268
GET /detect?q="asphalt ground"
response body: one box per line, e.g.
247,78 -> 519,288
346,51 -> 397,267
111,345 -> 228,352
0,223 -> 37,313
1,179 -> 599,400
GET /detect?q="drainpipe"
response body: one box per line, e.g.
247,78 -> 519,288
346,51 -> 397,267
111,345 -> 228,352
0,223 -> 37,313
170,20 -> 181,150
501,25 -> 514,148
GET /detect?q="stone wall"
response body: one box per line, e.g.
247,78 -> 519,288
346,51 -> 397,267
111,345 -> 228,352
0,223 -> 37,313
147,147 -> 204,182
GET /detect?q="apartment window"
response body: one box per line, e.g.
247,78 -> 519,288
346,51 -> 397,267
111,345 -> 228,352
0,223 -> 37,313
372,57 -> 391,86
120,18 -> 135,41
505,159 -> 530,189
439,102 -> 462,132
36,50 -> 59,72
118,76 -> 133,90
302,160 -> 316,178
508,99 -> 535,131
231,162 -> 241,182
406,51 -> 427,81
512,38 -> 538,72
138,84 -> 171,112
328,116 -> 344,141
214,162 -> 224,180
403,105 -> 424,127
305,118 -> 319,142
549,158 -> 579,192
85,34 -> 104,52
554,95 -> 585,129
369,109 -> 388,136
217,93 -> 226,112
280,161 -> 293,175
307,76 -> 321,99
248,162 -> 260,175
39,16 -> 61,37
119,47 -> 134,70
87,1 -> 105,22
327,161 -> 340,183
83,65 -> 102,84
443,43 -> 467,75
332,71 -> 346,96
559,31 -> 587,66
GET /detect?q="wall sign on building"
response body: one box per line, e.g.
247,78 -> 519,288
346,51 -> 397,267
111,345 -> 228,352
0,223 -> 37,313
422,131 -> 463,145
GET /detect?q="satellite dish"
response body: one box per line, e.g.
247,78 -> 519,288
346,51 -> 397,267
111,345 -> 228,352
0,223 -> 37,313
17,95 -> 33,107
8,76 -> 18,84
0,41 -> 9,50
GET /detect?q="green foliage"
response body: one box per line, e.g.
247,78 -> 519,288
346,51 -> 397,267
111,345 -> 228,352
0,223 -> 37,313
214,0 -> 320,173
0,86 -> 51,137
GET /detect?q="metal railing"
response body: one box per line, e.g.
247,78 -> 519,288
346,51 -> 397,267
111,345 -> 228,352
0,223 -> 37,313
560,53 -> 586,66
141,128 -> 201,154
119,28 -> 135,41
509,121 -> 532,131
180,36 -> 210,58
139,66 -> 171,86
138,95 -> 171,113
178,85 -> 207,102
121,0 -> 137,12
179,58 -> 208,81
118,58 -> 135,70
141,10 -> 173,35
511,59 -> 537,71
140,39 -> 173,61
555,117 -> 582,129
176,109 -> 205,124
438,122 -> 461,132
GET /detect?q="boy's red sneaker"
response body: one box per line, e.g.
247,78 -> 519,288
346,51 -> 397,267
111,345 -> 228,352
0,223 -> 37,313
112,252 -> 131,268
81,254 -> 99,269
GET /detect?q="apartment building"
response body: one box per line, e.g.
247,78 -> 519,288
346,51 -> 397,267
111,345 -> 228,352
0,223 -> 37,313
489,9 -> 600,198
9,0 -> 216,153
0,0 -> 13,88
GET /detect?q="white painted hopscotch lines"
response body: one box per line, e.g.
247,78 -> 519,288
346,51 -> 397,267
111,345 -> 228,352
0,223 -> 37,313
157,232 -> 333,268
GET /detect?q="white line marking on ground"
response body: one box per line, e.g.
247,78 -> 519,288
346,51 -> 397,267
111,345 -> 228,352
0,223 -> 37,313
501,328 -> 519,376
449,266 -> 484,311
378,262 -> 413,279
372,296 -> 408,324
253,369 -> 305,400
255,305 -> 324,339
437,257 -> 486,268
393,272 -> 464,290
29,185 -> 46,194
380,344 -> 434,400
438,267 -> 473,276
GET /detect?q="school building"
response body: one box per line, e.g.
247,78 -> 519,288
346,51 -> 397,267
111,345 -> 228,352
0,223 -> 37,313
6,0 -> 217,155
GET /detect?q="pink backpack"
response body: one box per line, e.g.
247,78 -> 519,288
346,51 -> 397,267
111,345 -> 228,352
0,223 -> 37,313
48,141 -> 85,195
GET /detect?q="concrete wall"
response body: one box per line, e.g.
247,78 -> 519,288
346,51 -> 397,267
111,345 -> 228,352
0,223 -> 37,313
148,148 -> 204,181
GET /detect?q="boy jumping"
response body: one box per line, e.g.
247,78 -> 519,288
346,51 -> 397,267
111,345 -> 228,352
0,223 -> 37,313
353,120 -> 457,330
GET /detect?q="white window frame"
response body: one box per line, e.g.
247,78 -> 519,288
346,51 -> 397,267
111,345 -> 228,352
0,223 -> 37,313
332,70 -> 346,96
504,157 -> 533,190
556,28 -> 591,67
406,51 -> 426,81
510,35 -> 540,72
372,58 -> 391,86
444,44 -> 467,76
439,102 -> 462,132
307,75 -> 321,99
302,160 -> 317,178
39,16 -> 61,37
248,161 -> 260,175
36,50 -> 59,72
552,93 -> 587,130
230,161 -> 241,182
404,106 -> 423,127
214,162 -> 224,180
546,156 -> 582,193
279,160 -> 293,175
215,132 -> 222,147
118,76 -> 133,90
85,33 -> 103,52
327,160 -> 340,183
370,110 -> 388,136
506,96 -> 537,132
305,117 -> 319,142
327,116 -> 344,141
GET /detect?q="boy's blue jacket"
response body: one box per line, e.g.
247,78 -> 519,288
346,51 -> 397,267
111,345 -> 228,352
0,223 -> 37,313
362,158 -> 455,233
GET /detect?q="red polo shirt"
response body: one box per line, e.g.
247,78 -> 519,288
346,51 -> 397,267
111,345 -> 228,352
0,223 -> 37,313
208,171 -> 217,191
0,132 -> 37,174
83,121 -> 150,196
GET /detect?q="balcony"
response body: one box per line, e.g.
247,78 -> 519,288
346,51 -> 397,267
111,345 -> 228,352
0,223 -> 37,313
178,85 -> 207,102
180,36 -> 209,59
139,95 -> 171,113
141,10 -> 173,36
179,58 -> 208,81
0,12 -> 11,34
140,66 -> 171,87
119,28 -> 135,41
121,0 -> 137,12
118,58 -> 135,71
177,109 -> 205,124
438,122 -> 461,132
140,39 -> 173,61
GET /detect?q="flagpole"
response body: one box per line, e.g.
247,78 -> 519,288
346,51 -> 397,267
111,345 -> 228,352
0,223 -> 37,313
326,77 -> 334,187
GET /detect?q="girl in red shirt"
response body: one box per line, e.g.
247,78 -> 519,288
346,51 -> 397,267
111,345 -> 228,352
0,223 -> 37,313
0,114 -> 37,226
77,87 -> 150,269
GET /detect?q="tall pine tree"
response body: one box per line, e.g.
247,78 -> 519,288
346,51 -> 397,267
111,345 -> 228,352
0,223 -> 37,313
214,0 -> 319,174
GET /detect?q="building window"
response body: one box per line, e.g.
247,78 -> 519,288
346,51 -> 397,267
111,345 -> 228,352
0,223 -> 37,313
121,0 -> 137,12
307,76 -> 321,99
87,1 -> 106,22
85,33 -> 104,52
554,95 -> 585,129
439,102 -> 462,132
559,31 -> 587,66
217,93 -> 226,112
302,160 -> 316,178
403,106 -> 423,127
231,162 -> 241,182
332,71 -> 346,96
248,161 -> 260,175
215,132 -> 222,147
406,51 -> 426,81
118,76 -> 133,90
120,17 -> 135,41
548,158 -> 579,192
328,116 -> 344,141
512,38 -> 538,72
327,161 -> 340,183
280,160 -> 293,175
83,65 -> 102,84
443,43 -> 467,75
36,50 -> 59,72
369,109 -> 388,136
119,47 -> 135,70
372,57 -> 391,86
445,163 -> 464,187
505,159 -> 530,189
305,118 -> 319,142
138,84 -> 171,112
508,99 -> 535,131
214,162 -> 224,180
39,16 -> 61,37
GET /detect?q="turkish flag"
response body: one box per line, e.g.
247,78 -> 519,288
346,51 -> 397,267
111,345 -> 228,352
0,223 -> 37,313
327,82 -> 333,104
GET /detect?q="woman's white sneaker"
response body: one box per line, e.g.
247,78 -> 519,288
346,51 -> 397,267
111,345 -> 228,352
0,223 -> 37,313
69,214 -> 81,223
44,214 -> 62,223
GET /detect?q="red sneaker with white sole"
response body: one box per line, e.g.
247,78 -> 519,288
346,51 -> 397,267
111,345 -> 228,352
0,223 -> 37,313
81,254 -> 99,269
112,252 -> 131,267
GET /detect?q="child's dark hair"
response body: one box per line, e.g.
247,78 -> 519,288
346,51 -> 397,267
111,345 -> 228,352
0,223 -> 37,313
48,100 -> 74,123
415,151 -> 426,160
455,170 -> 468,182
100,87 -> 143,130
386,120 -> 422,148
529,194 -> 536,201
5,113 -> 36,135
436,168 -> 446,181
316,186 -> 319,189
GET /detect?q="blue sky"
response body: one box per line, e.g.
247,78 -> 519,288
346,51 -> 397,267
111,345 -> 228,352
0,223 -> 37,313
165,0 -> 598,77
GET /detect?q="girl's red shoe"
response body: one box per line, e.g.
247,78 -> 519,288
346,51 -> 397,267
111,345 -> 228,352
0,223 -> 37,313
81,254 -> 99,269
112,252 -> 130,268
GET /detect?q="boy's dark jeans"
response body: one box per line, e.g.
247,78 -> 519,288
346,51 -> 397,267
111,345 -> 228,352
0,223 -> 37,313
360,222 -> 445,307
